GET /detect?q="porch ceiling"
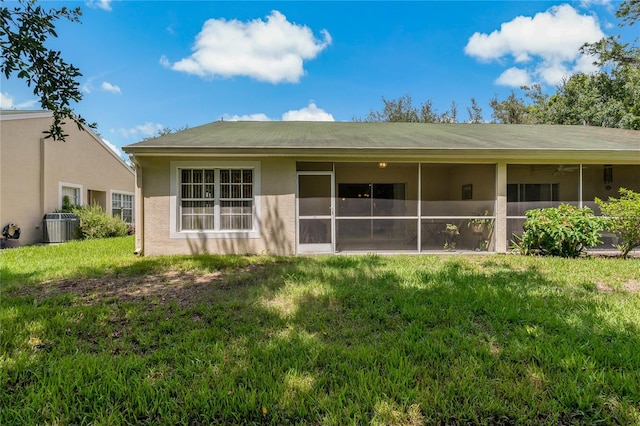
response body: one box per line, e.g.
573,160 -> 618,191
124,121 -> 640,155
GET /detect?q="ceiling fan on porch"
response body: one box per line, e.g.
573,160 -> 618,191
553,165 -> 581,175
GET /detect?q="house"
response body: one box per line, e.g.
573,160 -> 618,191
1,110 -> 135,246
123,121 -> 640,256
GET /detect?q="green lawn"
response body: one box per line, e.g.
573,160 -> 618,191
2,237 -> 640,425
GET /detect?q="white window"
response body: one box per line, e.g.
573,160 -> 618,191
59,182 -> 83,209
170,162 -> 261,239
111,191 -> 134,224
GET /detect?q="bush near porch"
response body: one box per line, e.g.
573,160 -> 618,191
596,188 -> 640,258
516,204 -> 609,258
1,237 -> 640,424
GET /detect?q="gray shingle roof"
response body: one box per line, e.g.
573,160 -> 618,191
123,121 -> 640,153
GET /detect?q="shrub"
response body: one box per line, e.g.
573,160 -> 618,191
516,204 -> 609,258
71,203 -> 129,240
61,195 -> 74,212
595,188 -> 640,257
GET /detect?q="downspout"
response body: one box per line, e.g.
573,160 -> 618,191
40,137 -> 47,219
130,154 -> 144,255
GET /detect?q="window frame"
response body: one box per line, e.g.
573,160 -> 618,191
58,182 -> 83,209
170,161 -> 261,239
110,190 -> 135,224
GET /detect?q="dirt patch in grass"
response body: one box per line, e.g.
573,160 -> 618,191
622,280 -> 640,293
595,280 -> 640,294
16,265 -> 267,307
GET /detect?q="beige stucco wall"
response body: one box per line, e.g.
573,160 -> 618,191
137,156 -> 296,256
131,156 -> 639,256
0,115 -> 41,246
0,113 -> 135,245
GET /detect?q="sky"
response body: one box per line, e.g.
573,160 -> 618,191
1,0 -> 637,159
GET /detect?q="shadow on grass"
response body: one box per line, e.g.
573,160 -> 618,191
2,255 -> 639,424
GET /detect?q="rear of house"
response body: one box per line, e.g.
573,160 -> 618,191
123,121 -> 640,256
0,111 -> 135,246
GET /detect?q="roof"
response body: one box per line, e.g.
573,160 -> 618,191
124,122 -> 640,155
0,110 -> 52,120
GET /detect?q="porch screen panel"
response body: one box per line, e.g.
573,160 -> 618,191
334,162 -> 419,252
299,219 -> 331,244
336,219 -> 417,251
299,175 -> 332,217
506,164 -> 580,250
420,163 -> 496,251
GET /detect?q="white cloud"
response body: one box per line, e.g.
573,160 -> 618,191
221,102 -> 335,122
495,67 -> 532,87
222,113 -> 272,121
572,53 -> 599,74
282,102 -> 335,121
159,55 -> 170,68
167,10 -> 331,84
101,81 -> 121,94
102,138 -> 124,158
86,0 -> 112,11
0,92 -> 37,109
579,0 -> 613,9
0,92 -> 16,109
465,4 -> 604,86
119,122 -> 164,139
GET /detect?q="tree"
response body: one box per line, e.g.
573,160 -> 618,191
561,0 -> 640,129
617,0 -> 639,26
1,0 -> 93,140
141,125 -> 190,141
466,98 -> 483,123
489,91 -> 531,124
362,94 -> 420,122
418,99 -> 439,123
359,95 -> 466,123
439,100 -> 458,123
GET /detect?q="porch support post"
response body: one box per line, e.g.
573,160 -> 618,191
417,162 -> 421,253
132,158 -> 144,255
495,161 -> 508,253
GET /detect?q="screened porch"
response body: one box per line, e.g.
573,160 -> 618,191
297,162 -> 496,253
297,161 -> 640,254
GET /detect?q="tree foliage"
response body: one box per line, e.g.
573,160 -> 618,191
596,188 -> 640,257
359,95 -> 484,124
489,91 -> 532,124
617,0 -> 640,26
466,98 -> 484,123
141,125 -> 190,141
1,0 -> 93,140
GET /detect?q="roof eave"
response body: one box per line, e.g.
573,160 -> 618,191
122,146 -> 640,162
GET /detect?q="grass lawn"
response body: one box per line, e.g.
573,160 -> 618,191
2,236 -> 640,425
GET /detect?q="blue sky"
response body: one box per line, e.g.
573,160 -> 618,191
1,1 -> 636,158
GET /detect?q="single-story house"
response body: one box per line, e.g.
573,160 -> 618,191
1,110 -> 135,246
123,121 -> 639,256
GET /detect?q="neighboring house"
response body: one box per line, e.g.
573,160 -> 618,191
1,110 -> 135,246
123,121 -> 640,256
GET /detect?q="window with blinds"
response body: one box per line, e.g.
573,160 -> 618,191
179,168 -> 254,231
